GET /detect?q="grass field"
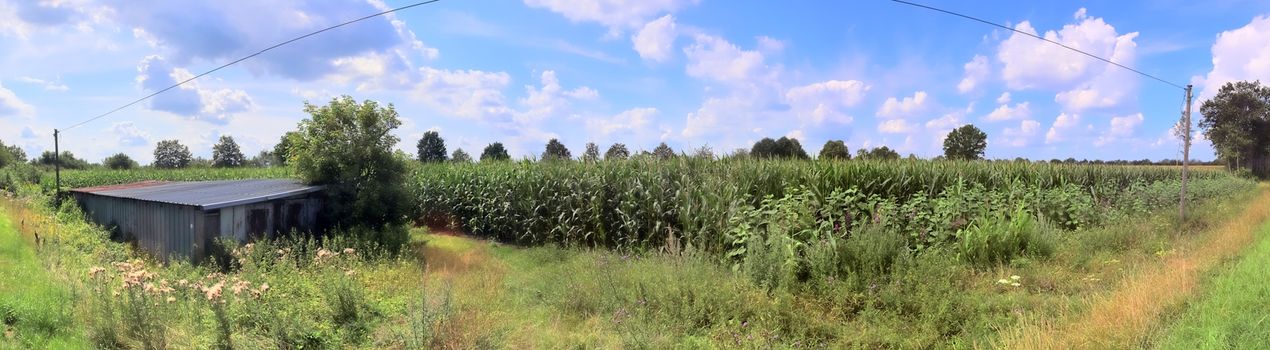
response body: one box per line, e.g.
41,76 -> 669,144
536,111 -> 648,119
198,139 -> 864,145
2,161 -> 1266,348
1155,220 -> 1270,349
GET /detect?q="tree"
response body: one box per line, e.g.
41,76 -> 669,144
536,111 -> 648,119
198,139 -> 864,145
416,131 -> 448,163
692,145 -> 715,160
653,142 -> 675,159
273,131 -> 299,166
582,142 -> 600,162
752,137 -> 809,159
451,148 -> 472,163
604,143 -> 630,160
103,153 -> 139,170
818,140 -> 851,160
1199,80 -> 1270,173
212,135 -> 246,167
35,151 -> 89,169
153,139 -> 193,169
857,146 -> 899,161
542,138 -> 571,161
481,142 -> 510,162
0,139 -> 19,167
943,124 -> 988,160
248,150 -> 275,167
291,96 -> 409,249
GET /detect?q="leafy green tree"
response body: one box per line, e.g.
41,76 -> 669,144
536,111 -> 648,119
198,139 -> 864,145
153,139 -> 192,168
582,142 -> 600,163
416,131 -> 448,163
541,138 -> 571,161
103,153 -> 139,170
273,131 -> 299,166
691,145 -> 714,160
857,146 -> 900,161
291,96 -> 409,249
36,151 -> 90,169
943,124 -> 988,160
653,142 -> 675,159
451,148 -> 472,163
212,135 -> 245,167
818,140 -> 851,160
604,143 -> 629,160
752,137 -> 809,159
481,142 -> 510,162
248,150 -> 275,167
1199,80 -> 1270,172
0,139 -> 16,167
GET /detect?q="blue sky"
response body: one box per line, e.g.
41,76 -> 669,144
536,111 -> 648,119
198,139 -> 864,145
2,0 -> 1270,163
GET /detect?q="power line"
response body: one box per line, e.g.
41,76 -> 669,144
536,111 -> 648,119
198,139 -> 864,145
888,0 -> 1187,90
62,0 -> 446,131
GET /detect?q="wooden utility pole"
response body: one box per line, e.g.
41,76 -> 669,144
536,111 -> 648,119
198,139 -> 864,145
1179,85 -> 1193,221
54,129 -> 61,197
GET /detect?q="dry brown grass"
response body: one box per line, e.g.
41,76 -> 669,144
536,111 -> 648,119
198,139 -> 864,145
1000,184 -> 1270,349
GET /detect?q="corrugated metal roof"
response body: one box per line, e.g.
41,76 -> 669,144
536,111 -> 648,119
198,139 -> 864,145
71,179 -> 323,210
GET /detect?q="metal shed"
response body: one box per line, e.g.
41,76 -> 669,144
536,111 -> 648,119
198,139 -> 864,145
70,179 -> 324,262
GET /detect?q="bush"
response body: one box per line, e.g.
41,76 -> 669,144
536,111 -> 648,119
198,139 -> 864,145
956,207 -> 1055,265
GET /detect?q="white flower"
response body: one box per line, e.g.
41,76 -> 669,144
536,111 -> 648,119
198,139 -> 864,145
1010,275 -> 1020,280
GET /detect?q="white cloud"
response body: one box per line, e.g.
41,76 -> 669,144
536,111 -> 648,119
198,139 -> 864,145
136,55 -> 253,124
16,76 -> 69,91
412,67 -> 514,122
878,119 -> 914,134
682,96 -> 745,138
1001,119 -> 1041,147
0,0 -> 106,39
1095,113 -> 1143,146
996,92 -> 1011,104
587,107 -> 656,135
997,9 -> 1140,112
520,70 -> 599,122
756,36 -> 785,54
109,121 -> 150,146
785,80 -> 869,124
1194,15 -> 1270,102
1044,113 -> 1081,144
632,14 -> 677,62
0,83 -> 35,117
522,0 -> 697,35
106,0 -> 434,82
877,91 -> 928,118
985,102 -> 1031,121
957,55 -> 989,93
683,34 -> 779,86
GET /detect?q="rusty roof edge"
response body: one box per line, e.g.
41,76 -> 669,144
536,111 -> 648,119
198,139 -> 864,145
199,185 -> 325,210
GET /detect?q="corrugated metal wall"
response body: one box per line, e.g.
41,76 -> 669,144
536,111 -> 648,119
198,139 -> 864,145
73,194 -> 205,262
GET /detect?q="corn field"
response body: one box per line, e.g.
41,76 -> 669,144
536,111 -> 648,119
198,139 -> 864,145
47,167 -> 293,190
408,158 -> 1247,255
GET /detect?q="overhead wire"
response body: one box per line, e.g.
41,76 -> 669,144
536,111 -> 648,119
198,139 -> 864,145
888,0 -> 1187,90
62,0 -> 446,131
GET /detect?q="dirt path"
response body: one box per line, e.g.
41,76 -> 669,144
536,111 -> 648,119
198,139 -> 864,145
1001,184 -> 1270,348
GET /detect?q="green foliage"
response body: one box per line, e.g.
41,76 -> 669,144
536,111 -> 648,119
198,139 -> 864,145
818,140 -> 851,160
416,130 -> 448,163
604,143 -> 629,160
102,153 -> 139,170
211,135 -> 245,168
247,150 -> 275,167
955,207 -> 1055,265
1199,80 -> 1270,174
291,96 -> 410,249
450,148 -> 472,163
1157,222 -> 1270,349
943,124 -> 988,160
857,146 -> 900,160
35,151 -> 90,170
480,142 -> 510,162
582,142 -> 600,162
0,139 -> 27,167
272,131 -> 299,166
152,139 -> 192,169
751,137 -> 809,159
541,138 -> 571,161
653,142 -> 675,159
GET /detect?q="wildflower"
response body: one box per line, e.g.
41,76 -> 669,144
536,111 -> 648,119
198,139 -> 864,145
166,296 -> 176,303
343,248 -> 355,255
997,279 -> 1010,284
1010,275 -> 1020,280
88,266 -> 106,278
177,279 -> 189,287
344,269 -> 356,276
1010,282 -> 1021,287
203,281 -> 225,301
231,280 -> 252,295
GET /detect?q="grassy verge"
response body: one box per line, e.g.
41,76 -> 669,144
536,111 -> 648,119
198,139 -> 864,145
1153,221 -> 1270,349
0,204 -> 89,347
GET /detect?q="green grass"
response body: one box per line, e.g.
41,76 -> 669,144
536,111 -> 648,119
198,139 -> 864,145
1155,221 -> 1270,349
0,206 -> 90,348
